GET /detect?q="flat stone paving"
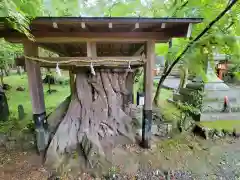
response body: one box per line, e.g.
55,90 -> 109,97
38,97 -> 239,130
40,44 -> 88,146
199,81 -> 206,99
201,112 -> 240,121
154,76 -> 189,90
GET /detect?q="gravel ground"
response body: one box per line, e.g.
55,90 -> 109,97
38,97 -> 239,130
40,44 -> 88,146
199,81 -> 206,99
2,137 -> 240,180
105,138 -> 240,180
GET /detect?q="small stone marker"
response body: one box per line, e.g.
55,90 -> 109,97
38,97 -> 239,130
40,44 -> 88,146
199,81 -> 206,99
137,92 -> 145,106
18,104 -> 25,120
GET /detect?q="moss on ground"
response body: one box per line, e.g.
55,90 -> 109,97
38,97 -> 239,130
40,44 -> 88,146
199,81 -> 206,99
199,120 -> 240,132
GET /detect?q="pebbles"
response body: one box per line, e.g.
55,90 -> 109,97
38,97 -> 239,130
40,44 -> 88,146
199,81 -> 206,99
104,168 -> 194,180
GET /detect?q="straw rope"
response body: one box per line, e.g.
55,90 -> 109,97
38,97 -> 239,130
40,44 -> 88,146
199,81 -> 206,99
24,55 -> 146,65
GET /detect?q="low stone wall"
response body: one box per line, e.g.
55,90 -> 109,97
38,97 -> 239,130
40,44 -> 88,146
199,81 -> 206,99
0,131 -> 35,151
130,105 -> 173,138
193,124 -> 238,140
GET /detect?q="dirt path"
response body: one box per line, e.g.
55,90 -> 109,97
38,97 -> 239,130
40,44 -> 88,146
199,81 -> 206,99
0,149 -> 49,180
1,135 -> 240,180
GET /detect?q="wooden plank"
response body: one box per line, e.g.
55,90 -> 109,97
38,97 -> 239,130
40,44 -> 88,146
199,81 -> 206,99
142,40 -> 155,149
4,31 -> 176,43
24,42 -> 46,115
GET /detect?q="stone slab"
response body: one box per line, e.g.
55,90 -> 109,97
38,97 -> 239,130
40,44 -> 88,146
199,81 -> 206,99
201,112 -> 240,121
154,76 -> 190,90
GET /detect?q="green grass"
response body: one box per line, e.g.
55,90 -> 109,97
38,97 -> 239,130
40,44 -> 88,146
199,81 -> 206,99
1,73 -> 180,132
4,73 -> 70,114
0,73 -> 70,133
158,89 -> 181,123
199,120 -> 240,131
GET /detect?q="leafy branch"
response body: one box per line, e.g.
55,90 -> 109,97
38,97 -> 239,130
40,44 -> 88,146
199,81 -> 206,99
154,0 -> 239,106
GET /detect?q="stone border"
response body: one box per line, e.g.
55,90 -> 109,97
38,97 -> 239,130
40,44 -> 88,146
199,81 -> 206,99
193,124 -> 239,140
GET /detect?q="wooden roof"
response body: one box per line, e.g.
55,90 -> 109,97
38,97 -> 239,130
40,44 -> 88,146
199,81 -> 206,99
0,17 -> 202,57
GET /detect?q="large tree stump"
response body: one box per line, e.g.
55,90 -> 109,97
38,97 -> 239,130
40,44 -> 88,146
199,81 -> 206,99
45,70 -> 135,175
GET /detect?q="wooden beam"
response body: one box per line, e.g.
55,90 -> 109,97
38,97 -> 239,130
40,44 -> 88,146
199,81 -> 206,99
38,43 -> 66,56
4,31 -> 177,43
142,40 -> 155,149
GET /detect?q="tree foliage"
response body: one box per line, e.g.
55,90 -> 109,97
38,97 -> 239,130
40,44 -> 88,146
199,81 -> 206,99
1,0 -> 240,101
153,0 -> 240,106
0,39 -> 22,69
0,0 -> 43,38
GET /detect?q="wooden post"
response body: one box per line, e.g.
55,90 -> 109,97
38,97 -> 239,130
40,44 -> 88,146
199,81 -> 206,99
69,70 -> 75,95
24,41 -> 48,154
142,40 -> 155,148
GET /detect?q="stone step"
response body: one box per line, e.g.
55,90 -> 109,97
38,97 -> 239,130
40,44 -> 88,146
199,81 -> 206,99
173,93 -> 184,102
201,112 -> 240,121
186,83 -> 204,90
179,88 -> 196,96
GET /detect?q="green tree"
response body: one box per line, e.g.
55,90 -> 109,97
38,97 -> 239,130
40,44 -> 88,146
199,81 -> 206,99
0,0 -> 44,38
153,0 -> 240,106
0,39 -> 23,85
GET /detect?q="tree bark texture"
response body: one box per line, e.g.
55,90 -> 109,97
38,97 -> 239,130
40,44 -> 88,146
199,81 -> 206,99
45,70 -> 135,173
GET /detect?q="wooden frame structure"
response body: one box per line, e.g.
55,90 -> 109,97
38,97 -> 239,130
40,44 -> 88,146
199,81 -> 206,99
0,17 -> 202,149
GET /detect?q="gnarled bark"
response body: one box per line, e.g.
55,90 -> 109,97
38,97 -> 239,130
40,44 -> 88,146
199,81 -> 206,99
45,70 -> 135,175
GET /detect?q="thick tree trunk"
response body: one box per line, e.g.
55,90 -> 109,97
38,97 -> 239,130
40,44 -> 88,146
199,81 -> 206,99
45,70 -> 135,174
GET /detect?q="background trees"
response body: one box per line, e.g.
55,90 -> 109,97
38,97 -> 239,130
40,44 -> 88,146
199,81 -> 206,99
0,0 -> 240,105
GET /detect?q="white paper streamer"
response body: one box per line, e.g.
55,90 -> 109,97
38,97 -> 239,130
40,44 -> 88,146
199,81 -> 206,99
90,62 -> 95,76
56,63 -> 62,77
128,61 -> 131,70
